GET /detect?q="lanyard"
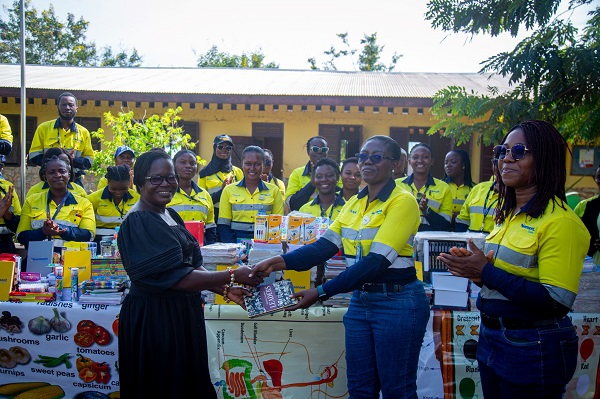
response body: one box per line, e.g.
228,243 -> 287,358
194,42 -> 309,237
480,182 -> 498,232
319,200 -> 336,219
47,192 -> 69,221
114,199 -> 126,218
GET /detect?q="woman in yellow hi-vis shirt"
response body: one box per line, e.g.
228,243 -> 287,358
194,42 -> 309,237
217,146 -> 283,243
251,136 -> 429,398
438,120 -> 589,399
198,134 -> 243,224
87,164 -> 138,250
17,156 -> 95,251
26,148 -> 87,199
169,149 -> 217,245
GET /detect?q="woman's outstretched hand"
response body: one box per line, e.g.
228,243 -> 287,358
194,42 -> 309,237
285,288 -> 319,310
249,256 -> 287,279
233,265 -> 263,286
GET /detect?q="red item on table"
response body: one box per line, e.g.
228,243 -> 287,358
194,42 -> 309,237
184,221 -> 204,246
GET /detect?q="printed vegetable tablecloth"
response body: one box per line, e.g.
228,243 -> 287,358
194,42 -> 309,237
206,306 -> 600,399
0,301 -> 120,398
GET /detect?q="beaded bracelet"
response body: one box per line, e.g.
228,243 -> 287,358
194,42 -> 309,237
227,267 -> 235,285
223,285 -> 231,303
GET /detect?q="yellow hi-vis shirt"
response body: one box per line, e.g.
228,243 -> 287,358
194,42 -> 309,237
168,182 -> 215,227
481,197 -> 590,309
29,118 -> 94,172
0,114 -> 12,144
396,174 -> 453,228
456,180 -> 498,233
197,166 -> 244,208
218,179 -> 284,234
17,191 -> 96,239
322,178 -> 420,271
87,187 -> 139,237
445,180 -> 473,213
26,181 -> 87,200
285,162 -> 343,206
299,194 -> 346,222
0,179 -> 21,235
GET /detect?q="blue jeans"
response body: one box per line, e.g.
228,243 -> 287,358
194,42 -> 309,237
477,316 -> 579,399
343,280 -> 430,399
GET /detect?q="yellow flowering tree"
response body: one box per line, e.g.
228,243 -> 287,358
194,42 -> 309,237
90,107 -> 204,181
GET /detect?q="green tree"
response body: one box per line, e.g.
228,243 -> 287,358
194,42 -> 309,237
90,107 -> 202,180
0,0 -> 141,66
425,0 -> 600,145
308,32 -> 401,71
195,45 -> 278,68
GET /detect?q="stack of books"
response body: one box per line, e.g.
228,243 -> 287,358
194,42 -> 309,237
324,255 -> 346,279
78,279 -> 128,305
200,243 -> 245,270
431,271 -> 470,309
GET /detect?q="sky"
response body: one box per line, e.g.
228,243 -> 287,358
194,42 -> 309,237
0,0 -> 594,73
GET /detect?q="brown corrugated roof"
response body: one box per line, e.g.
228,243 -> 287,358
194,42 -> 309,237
0,64 -> 511,99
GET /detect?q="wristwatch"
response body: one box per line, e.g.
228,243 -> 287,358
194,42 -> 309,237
317,285 -> 328,300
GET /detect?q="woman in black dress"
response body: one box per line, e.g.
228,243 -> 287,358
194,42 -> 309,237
117,148 -> 258,398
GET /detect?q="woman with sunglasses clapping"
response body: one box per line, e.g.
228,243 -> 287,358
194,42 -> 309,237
198,134 -> 244,224
251,136 -> 429,398
286,136 -> 340,212
438,121 -> 589,399
396,143 -> 453,231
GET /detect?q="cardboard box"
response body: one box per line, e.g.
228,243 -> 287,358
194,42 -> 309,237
0,260 -> 16,301
433,289 -> 469,308
431,272 -> 469,292
254,215 -> 269,243
302,216 -> 317,244
286,216 -> 303,245
267,215 -> 283,244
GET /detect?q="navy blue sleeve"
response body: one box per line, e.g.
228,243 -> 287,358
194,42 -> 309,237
424,210 -> 451,231
217,223 -> 236,243
210,188 -> 223,204
322,252 -> 392,296
59,226 -> 92,242
454,222 -> 468,232
29,154 -> 43,167
17,229 -> 48,248
481,263 -> 566,312
288,182 -> 315,211
282,238 -> 339,270
5,215 -> 19,233
0,140 -> 12,156
204,226 -> 217,245
72,156 -> 91,170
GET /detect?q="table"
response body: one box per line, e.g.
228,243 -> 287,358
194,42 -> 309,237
0,301 -> 598,399
204,305 -> 600,399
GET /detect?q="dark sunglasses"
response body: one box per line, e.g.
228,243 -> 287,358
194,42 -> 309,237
144,174 -> 179,185
355,153 -> 396,164
264,159 -> 272,166
493,143 -> 530,161
310,146 -> 329,153
217,144 -> 232,151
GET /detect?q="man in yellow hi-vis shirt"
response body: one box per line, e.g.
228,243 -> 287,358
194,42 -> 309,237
28,92 -> 94,187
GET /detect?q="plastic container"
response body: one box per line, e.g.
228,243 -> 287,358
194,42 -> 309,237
100,236 -> 113,258
54,266 -> 63,301
71,268 -> 79,302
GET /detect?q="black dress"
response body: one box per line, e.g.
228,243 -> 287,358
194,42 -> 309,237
117,208 -> 217,398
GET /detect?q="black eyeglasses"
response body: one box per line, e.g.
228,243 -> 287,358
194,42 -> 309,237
217,144 -> 232,151
264,159 -> 272,166
355,153 -> 396,164
310,146 -> 329,153
493,143 -> 530,161
144,174 -> 179,185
